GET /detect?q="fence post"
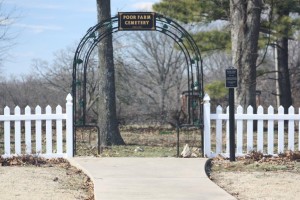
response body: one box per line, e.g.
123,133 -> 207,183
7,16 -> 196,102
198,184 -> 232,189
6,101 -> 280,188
203,94 -> 211,157
66,94 -> 73,157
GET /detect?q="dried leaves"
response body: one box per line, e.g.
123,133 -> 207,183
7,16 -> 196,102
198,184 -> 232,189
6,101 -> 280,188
0,155 -> 68,167
211,150 -> 300,173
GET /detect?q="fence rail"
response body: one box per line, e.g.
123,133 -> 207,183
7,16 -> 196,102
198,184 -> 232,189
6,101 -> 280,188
1,94 -> 73,158
203,94 -> 300,158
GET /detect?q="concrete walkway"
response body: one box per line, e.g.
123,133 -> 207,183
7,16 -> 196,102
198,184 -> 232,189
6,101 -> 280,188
69,157 -> 236,200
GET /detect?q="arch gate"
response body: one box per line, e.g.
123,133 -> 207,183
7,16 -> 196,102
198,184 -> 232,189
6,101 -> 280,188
72,12 -> 204,156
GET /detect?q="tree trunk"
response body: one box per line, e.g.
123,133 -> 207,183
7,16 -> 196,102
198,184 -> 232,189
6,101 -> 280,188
277,38 -> 292,113
276,9 -> 292,113
159,86 -> 166,124
96,0 -> 125,146
230,0 -> 262,110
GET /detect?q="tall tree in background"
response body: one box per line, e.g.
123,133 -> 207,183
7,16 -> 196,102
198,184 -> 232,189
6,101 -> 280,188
265,0 -> 300,112
155,0 -> 300,111
154,0 -> 263,108
96,0 -> 125,145
230,0 -> 262,109
273,2 -> 292,112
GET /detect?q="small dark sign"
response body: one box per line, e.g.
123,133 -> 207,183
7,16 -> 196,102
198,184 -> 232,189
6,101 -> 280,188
118,12 -> 156,31
225,68 -> 238,88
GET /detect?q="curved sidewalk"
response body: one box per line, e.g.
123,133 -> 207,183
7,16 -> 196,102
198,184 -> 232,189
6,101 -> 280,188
69,157 -> 236,200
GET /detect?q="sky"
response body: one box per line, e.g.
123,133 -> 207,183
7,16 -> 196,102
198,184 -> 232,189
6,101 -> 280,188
3,0 -> 160,76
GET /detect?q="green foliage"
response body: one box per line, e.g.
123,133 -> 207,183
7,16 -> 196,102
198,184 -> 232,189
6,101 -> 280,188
197,0 -> 229,22
154,0 -> 300,66
256,69 -> 270,77
153,0 -> 229,23
205,81 -> 228,99
262,0 -> 300,39
193,30 -> 231,52
153,0 -> 202,23
257,31 -> 273,49
153,0 -> 231,53
159,131 -> 173,135
271,0 -> 300,14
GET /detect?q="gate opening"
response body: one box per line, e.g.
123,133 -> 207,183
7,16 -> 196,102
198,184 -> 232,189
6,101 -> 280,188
72,12 -> 204,157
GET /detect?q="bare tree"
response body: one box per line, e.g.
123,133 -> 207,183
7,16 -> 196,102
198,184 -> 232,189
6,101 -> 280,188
31,43 -> 137,125
32,46 -> 103,120
0,74 -> 64,111
203,52 -> 232,83
123,31 -> 186,124
0,0 -> 17,69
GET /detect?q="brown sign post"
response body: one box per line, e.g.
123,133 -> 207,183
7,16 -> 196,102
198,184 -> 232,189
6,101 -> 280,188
118,12 -> 156,31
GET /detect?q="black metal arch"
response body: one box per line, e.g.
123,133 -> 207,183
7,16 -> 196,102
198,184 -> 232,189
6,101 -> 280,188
72,13 -> 204,155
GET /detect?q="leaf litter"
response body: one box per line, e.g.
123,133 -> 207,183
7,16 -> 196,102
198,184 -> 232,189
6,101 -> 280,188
0,155 -> 94,200
210,151 -> 300,200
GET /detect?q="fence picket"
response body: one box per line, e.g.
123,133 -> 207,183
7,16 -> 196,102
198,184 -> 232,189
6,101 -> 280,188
35,106 -> 42,154
288,106 -> 295,151
46,105 -> 52,155
278,106 -> 284,154
0,94 -> 73,158
267,106 -> 274,155
4,107 -> 10,155
56,105 -> 63,155
246,106 -> 253,153
226,107 -> 229,154
204,94 -> 300,158
257,106 -> 264,153
25,106 -> 32,154
14,106 -> 21,155
215,106 -> 223,154
236,106 -> 243,154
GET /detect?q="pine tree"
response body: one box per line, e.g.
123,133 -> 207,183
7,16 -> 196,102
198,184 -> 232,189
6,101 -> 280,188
154,0 -> 263,109
262,0 -> 300,112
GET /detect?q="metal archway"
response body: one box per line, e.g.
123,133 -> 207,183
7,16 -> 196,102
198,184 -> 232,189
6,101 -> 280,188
72,13 -> 204,156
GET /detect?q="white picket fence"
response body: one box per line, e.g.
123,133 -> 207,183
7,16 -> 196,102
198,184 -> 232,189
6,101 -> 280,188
203,94 -> 300,158
0,94 -> 73,158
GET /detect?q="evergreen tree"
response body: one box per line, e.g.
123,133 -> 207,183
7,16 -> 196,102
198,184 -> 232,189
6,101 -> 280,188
154,0 -> 300,111
154,0 -> 263,109
153,0 -> 231,52
262,0 -> 300,112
